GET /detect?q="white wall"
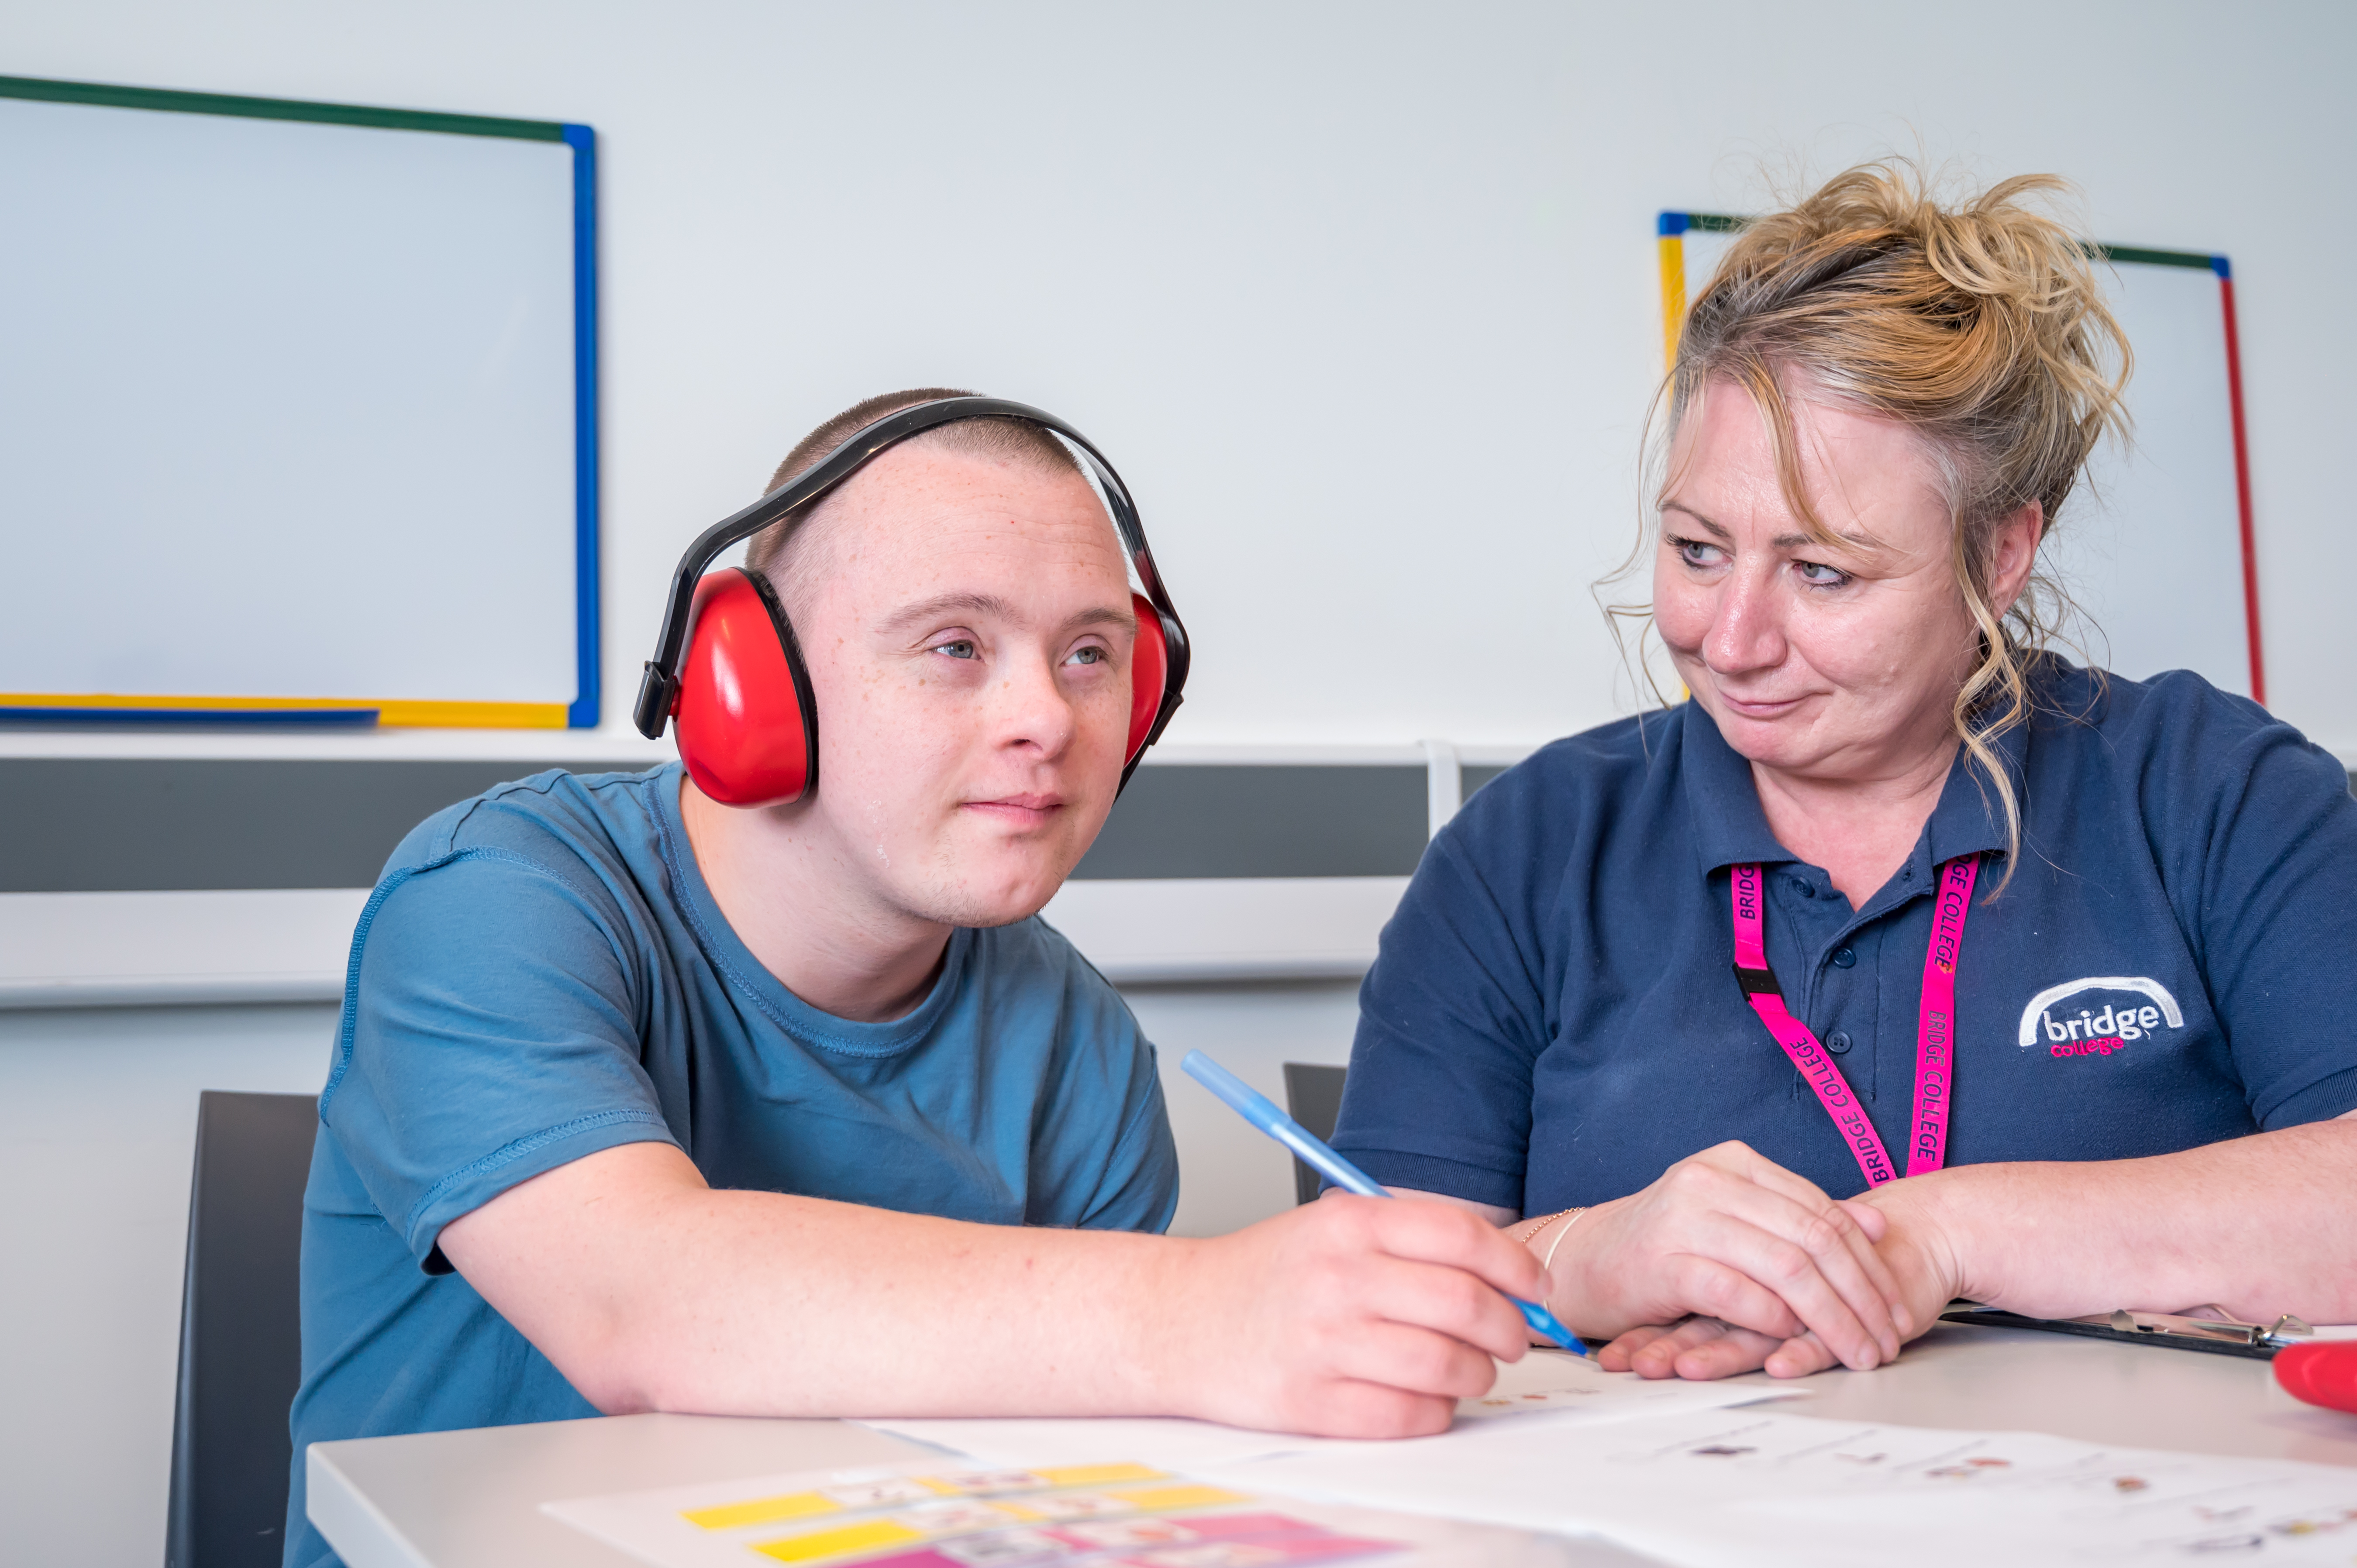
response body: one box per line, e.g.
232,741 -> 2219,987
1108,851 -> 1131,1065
7,6 -> 2356,1565
6,0 -> 2351,764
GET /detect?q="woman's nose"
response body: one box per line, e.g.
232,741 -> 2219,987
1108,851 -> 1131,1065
1705,571 -> 1786,675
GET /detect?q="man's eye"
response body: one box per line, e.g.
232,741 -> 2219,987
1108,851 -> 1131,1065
932,639 -> 978,660
1066,646 -> 1107,666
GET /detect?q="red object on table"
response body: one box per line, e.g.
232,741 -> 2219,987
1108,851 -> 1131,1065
2274,1343 -> 2357,1414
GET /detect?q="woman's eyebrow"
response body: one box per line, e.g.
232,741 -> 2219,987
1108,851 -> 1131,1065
1661,501 -> 1730,540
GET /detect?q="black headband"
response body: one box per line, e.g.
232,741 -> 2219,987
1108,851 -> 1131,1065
634,396 -> 1189,746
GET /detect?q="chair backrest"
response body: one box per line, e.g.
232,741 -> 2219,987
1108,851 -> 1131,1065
166,1091 -> 319,1568
1280,1063 -> 1349,1206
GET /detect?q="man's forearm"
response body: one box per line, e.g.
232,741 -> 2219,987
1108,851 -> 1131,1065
442,1142 -> 1188,1419
1895,1117 -> 2357,1324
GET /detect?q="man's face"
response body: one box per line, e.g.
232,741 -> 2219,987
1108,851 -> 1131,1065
779,442 -> 1138,928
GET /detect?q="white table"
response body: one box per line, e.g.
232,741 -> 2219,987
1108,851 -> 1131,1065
307,1323 -> 2357,1568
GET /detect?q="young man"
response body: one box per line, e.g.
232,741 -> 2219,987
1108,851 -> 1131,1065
283,391 -> 1549,1568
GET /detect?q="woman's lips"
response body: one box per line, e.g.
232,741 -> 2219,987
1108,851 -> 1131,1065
1719,693 -> 1807,719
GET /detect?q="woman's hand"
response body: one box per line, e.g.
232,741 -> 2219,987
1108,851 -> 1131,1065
1594,1172 -> 1965,1379
1547,1141 -> 1911,1373
1163,1194 -> 1550,1437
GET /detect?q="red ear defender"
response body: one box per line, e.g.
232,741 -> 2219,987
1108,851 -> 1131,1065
636,399 -> 1188,801
672,569 -> 820,807
1127,591 -> 1170,765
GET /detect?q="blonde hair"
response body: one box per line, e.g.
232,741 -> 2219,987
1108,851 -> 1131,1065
1651,160 -> 2133,889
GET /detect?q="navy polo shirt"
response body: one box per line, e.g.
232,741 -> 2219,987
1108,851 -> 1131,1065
1334,663 -> 2357,1212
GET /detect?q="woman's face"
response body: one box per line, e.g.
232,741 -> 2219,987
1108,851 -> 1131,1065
1653,380 -> 2038,785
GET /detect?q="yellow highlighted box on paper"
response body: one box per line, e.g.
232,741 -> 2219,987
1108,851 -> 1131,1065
1032,1464 -> 1166,1489
753,1518 -> 925,1563
682,1490 -> 839,1530
1104,1483 -> 1251,1512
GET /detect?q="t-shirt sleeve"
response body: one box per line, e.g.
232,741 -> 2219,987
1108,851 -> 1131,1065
1029,944 -> 1181,1234
320,847 -> 681,1271
1073,1050 -> 1180,1234
1334,811 -> 1555,1211
2163,705 -> 2357,1129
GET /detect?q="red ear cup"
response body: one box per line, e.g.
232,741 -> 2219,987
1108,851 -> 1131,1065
673,569 -> 820,807
1127,591 -> 1170,764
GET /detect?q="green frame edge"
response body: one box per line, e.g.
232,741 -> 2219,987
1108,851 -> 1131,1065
0,73 -> 565,142
1675,212 -> 2219,273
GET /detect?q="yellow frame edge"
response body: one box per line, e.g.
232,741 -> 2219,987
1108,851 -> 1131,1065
0,694 -> 570,729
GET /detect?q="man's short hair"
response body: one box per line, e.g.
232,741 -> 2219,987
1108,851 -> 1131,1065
744,388 -> 1086,609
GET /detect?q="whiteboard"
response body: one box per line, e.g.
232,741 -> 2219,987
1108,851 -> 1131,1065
0,78 -> 597,728
1659,213 -> 2260,701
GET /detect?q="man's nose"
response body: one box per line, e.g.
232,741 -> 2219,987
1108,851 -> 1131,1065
992,649 -> 1079,755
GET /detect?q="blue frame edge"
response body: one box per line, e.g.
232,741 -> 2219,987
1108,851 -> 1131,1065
1658,211 -> 1689,237
565,123 -> 601,729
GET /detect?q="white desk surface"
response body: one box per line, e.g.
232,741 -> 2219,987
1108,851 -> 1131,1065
308,1324 -> 2357,1568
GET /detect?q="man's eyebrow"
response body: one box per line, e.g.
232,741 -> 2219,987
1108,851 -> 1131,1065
876,591 -> 1016,637
875,591 -> 1137,639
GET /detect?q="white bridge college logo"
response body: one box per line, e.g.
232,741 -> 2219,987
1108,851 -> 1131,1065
2016,977 -> 2185,1057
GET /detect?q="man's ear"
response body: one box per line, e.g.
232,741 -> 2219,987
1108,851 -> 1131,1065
1984,501 -> 2044,616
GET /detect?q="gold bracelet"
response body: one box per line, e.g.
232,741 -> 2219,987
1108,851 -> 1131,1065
1537,1207 -> 1589,1275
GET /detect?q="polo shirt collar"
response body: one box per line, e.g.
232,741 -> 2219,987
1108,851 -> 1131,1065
1680,700 -> 2023,877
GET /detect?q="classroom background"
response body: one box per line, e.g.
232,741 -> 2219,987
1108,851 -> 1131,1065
4,3 -> 2353,1563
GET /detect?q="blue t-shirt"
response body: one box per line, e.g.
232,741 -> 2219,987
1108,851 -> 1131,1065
1335,664 -> 2357,1214
284,765 -> 1177,1568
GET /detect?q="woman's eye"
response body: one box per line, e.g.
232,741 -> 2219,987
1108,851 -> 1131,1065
932,639 -> 978,660
1670,536 -> 1724,568
1065,646 -> 1107,667
1796,560 -> 1851,587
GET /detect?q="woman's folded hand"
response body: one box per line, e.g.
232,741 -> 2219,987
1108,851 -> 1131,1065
1544,1140 -> 1912,1375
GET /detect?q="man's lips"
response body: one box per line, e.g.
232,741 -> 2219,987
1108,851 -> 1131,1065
961,794 -> 1068,825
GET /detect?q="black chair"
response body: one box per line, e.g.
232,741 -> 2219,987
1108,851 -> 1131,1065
1281,1062 -> 1349,1205
166,1091 -> 319,1568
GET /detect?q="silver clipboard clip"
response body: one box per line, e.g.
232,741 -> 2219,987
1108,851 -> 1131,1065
1940,1302 -> 2315,1358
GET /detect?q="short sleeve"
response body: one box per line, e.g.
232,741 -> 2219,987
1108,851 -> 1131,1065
1013,928 -> 1182,1233
1073,1058 -> 1180,1233
320,848 -> 680,1271
2163,708 -> 2357,1129
1335,814 -> 1556,1210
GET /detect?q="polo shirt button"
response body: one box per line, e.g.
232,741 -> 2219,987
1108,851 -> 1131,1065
1832,946 -> 1857,968
1827,1030 -> 1854,1054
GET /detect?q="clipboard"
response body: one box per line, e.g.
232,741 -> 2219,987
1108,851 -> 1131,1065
1940,1304 -> 2315,1360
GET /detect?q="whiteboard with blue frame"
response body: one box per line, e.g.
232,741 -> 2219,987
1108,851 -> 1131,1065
0,76 -> 599,728
1658,212 -> 2263,705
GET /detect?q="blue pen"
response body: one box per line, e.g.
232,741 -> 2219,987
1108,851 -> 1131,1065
1180,1049 -> 1586,1357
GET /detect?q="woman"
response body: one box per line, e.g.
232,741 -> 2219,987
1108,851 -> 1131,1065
1332,163 -> 2357,1381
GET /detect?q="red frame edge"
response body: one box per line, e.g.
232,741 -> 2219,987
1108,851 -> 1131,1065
2217,272 -> 2266,705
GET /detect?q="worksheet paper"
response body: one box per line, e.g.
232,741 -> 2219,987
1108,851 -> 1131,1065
541,1456 -> 1662,1568
859,1350 -> 1809,1472
1194,1407 -> 2357,1566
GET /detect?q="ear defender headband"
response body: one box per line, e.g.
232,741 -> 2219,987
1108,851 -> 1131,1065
634,396 -> 1190,808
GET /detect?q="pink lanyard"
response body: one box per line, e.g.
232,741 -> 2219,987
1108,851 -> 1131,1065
1729,855 -> 1979,1187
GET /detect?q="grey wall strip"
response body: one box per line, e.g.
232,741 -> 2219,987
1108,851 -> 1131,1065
1074,765 -> 1427,880
11,758 -> 2339,894
0,758 -> 1435,893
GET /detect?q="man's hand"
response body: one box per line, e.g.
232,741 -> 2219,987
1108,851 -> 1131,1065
1595,1171 -> 1963,1379
1552,1141 -> 1909,1375
1161,1195 -> 1547,1438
